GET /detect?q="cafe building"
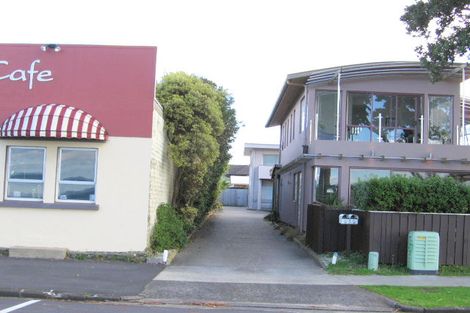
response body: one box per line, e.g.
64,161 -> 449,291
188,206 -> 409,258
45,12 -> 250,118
0,44 -> 174,253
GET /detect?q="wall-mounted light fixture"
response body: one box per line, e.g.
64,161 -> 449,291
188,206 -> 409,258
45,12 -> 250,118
40,44 -> 61,52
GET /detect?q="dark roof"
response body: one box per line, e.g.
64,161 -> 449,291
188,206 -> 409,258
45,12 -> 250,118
266,61 -> 470,127
226,165 -> 249,177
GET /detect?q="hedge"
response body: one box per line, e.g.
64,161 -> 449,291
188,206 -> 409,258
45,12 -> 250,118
150,203 -> 187,252
351,175 -> 470,213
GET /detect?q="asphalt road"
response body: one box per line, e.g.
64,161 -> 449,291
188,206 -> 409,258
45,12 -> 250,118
0,257 -> 164,298
0,298 -> 392,313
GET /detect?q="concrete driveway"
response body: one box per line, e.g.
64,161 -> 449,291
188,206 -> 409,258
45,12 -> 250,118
154,206 -> 330,284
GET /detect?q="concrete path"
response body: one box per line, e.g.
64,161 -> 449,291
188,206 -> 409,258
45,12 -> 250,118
145,207 -> 393,311
154,207 -> 328,284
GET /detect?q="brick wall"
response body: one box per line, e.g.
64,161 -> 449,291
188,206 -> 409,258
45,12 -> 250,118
146,100 -> 176,245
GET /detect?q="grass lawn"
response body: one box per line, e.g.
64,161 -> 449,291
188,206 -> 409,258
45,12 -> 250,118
326,252 -> 470,276
363,286 -> 470,308
326,252 -> 408,275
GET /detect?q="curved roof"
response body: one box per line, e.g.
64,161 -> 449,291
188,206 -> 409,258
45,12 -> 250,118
266,61 -> 470,127
0,104 -> 108,141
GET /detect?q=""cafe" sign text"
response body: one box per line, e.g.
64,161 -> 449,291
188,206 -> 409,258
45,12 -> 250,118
0,59 -> 53,90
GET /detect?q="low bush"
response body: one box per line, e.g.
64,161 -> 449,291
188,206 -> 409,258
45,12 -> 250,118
151,203 -> 187,253
352,175 -> 470,213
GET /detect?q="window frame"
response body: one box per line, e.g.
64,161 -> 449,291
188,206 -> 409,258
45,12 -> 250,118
428,94 -> 453,145
5,146 -> 46,202
346,91 -> 423,143
56,147 -> 98,204
313,166 -> 340,203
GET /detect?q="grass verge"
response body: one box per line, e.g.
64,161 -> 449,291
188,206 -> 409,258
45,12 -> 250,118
326,252 -> 408,275
363,286 -> 470,308
326,252 -> 470,276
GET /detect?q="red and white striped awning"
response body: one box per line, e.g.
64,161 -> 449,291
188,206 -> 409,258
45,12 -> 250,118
1,104 -> 108,141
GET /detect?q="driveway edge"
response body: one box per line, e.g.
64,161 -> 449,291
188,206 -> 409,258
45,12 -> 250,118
0,288 -> 123,302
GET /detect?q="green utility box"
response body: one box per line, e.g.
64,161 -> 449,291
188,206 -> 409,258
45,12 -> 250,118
407,231 -> 440,274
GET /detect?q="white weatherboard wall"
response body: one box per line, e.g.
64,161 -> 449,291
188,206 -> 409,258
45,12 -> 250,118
0,136 -> 152,252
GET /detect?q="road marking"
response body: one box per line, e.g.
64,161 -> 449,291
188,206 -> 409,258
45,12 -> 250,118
0,300 -> 41,313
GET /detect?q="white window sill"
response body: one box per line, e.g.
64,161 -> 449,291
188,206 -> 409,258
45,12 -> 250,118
0,200 -> 99,210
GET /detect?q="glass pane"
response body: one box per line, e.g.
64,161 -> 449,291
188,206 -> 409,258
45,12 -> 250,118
263,154 -> 278,166
396,128 -> 415,143
373,95 -> 395,127
349,93 -> 372,126
317,91 -> 338,140
58,183 -> 95,201
9,148 -> 44,180
397,96 -> 418,128
314,167 -> 339,205
300,97 -> 306,132
60,149 -> 96,182
381,128 -> 396,143
429,96 -> 452,144
7,182 -> 43,199
350,169 -> 390,185
347,126 -> 371,142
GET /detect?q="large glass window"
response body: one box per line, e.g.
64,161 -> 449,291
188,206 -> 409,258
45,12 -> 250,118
314,167 -> 339,205
316,91 -> 338,140
57,148 -> 97,202
429,95 -> 453,144
347,93 -> 422,143
6,147 -> 45,200
263,154 -> 278,166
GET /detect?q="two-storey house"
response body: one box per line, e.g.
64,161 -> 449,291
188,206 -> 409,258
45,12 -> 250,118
266,62 -> 470,231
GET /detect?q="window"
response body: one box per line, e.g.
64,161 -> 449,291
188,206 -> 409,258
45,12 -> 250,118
314,167 -> 339,205
292,110 -> 296,140
5,147 -> 45,200
316,91 -> 338,140
300,97 -> 307,133
347,93 -> 423,143
293,172 -> 302,203
57,148 -> 97,202
263,154 -> 278,166
429,95 -> 453,144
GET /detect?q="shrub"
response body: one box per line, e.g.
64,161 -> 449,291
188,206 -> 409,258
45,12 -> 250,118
151,203 -> 187,252
351,175 -> 470,213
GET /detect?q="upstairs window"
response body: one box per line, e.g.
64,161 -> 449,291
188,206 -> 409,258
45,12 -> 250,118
5,147 -> 45,201
263,154 -> 278,166
347,93 -> 423,143
300,97 -> 307,133
429,95 -> 452,144
316,91 -> 338,140
57,148 -> 97,202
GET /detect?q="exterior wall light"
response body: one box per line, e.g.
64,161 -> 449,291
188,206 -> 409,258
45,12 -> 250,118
41,44 -> 61,52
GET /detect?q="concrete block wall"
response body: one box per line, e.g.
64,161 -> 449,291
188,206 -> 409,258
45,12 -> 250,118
147,101 -> 176,244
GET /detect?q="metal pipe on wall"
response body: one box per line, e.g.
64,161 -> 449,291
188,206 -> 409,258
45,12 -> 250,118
336,71 -> 341,141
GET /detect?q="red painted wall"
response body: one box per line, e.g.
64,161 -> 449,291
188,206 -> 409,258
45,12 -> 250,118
0,44 -> 157,138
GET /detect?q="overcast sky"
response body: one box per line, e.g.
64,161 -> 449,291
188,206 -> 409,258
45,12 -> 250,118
1,0 -> 468,164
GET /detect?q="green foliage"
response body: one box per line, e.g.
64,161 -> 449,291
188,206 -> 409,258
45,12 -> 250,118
157,72 -> 239,231
364,286 -> 470,308
151,203 -> 187,253
326,252 -> 409,276
401,0 -> 470,82
352,175 -> 470,213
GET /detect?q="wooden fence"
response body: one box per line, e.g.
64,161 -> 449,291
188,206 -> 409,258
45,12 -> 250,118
220,188 -> 248,207
306,204 -> 470,265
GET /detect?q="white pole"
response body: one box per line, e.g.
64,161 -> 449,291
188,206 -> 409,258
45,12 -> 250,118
420,115 -> 424,144
462,67 -> 466,145
336,71 -> 341,141
378,113 -> 382,142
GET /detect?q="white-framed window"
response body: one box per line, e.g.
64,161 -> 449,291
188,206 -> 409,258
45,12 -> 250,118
57,148 -> 97,203
5,146 -> 46,201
